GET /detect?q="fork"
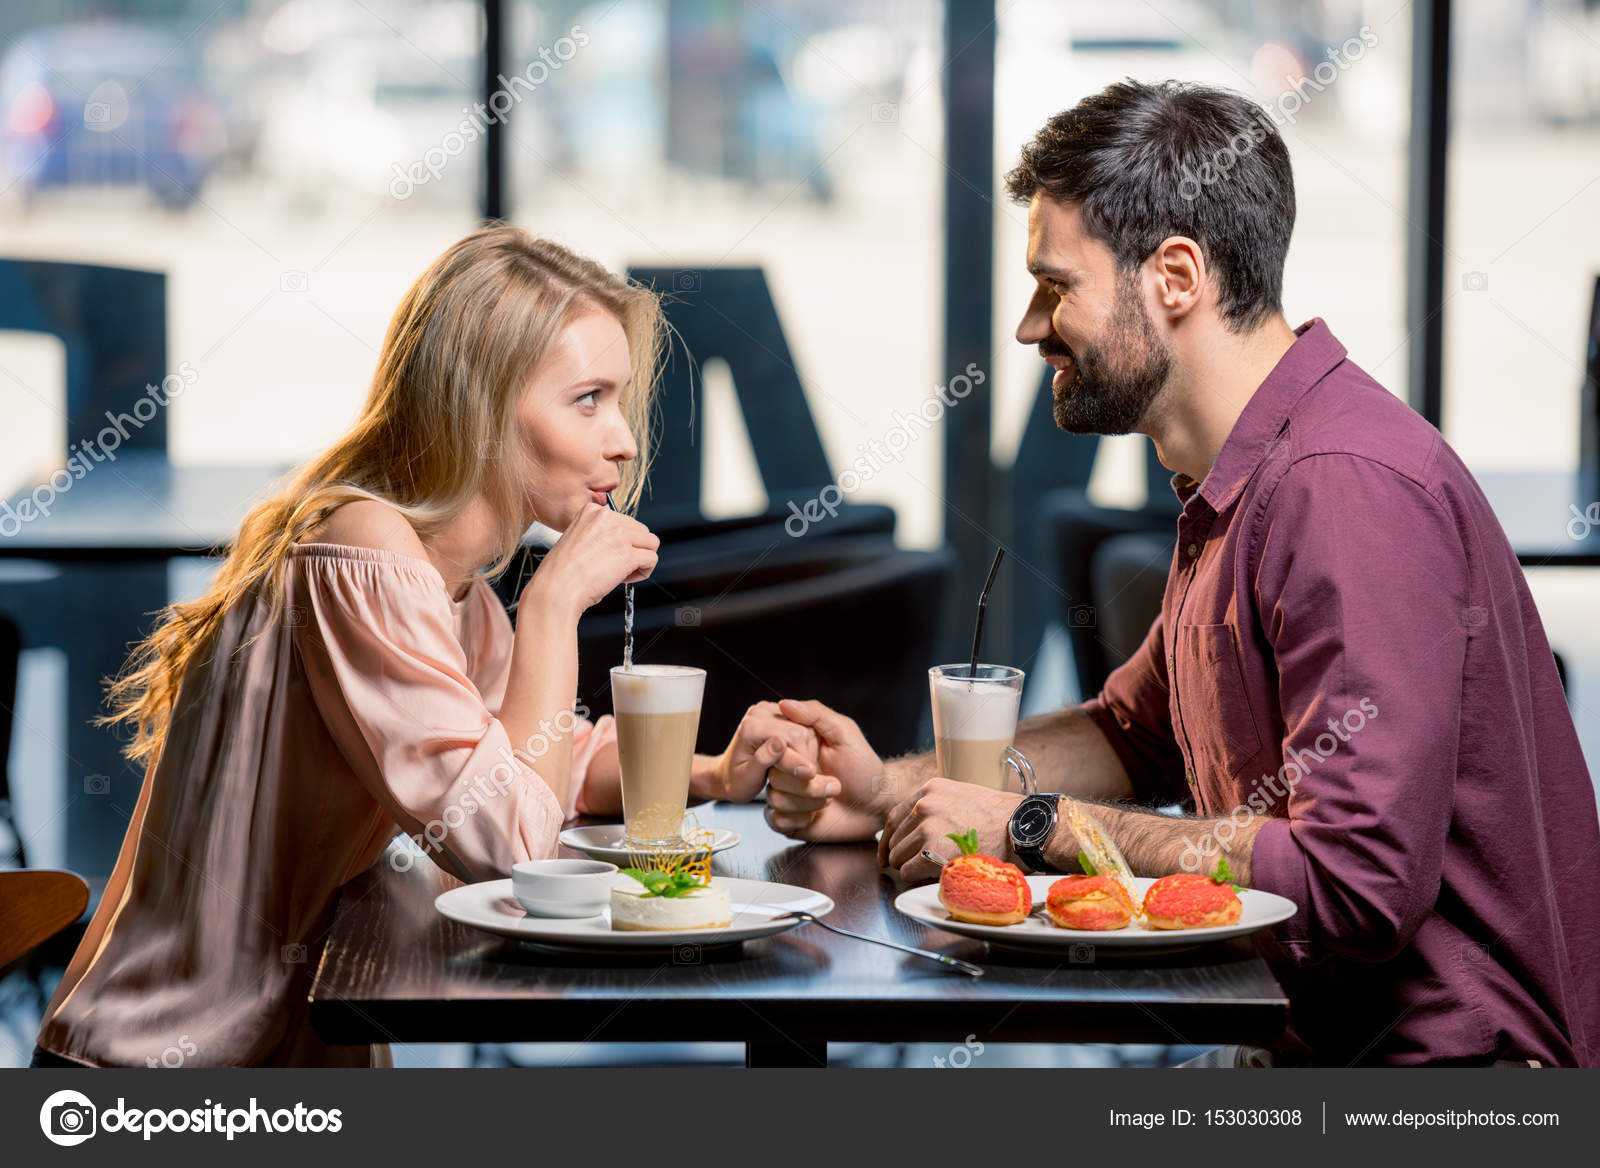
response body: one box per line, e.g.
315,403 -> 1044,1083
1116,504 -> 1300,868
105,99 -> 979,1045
782,910 -> 985,977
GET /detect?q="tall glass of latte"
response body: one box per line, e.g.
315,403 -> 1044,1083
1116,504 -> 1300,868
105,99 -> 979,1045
929,664 -> 1025,789
610,665 -> 706,845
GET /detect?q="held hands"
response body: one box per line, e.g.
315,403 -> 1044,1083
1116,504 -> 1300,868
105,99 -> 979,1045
763,699 -> 893,842
524,503 -> 659,615
877,779 -> 1025,883
714,702 -> 823,803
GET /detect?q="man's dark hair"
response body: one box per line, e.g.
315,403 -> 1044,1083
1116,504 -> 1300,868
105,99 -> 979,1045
1005,79 -> 1295,332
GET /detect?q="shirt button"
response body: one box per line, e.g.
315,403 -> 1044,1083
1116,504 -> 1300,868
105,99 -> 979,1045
1186,541 -> 1201,559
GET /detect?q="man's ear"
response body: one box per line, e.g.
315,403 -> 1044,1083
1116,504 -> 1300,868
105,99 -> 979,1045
1151,235 -> 1205,320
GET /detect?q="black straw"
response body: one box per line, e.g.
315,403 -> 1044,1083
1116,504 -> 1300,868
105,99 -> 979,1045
967,547 -> 1006,680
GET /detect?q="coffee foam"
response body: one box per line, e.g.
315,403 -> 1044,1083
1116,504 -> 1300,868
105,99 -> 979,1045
931,675 -> 1021,740
610,665 -> 706,714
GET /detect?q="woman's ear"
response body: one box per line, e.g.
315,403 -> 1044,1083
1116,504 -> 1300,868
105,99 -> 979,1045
1152,235 -> 1205,320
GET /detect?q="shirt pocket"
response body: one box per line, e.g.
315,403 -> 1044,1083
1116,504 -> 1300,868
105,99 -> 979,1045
1175,622 -> 1264,786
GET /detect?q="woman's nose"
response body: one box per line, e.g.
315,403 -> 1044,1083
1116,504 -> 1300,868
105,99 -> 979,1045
606,410 -> 639,463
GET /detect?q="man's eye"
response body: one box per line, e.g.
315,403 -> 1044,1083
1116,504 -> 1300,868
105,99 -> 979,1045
1052,281 -> 1071,296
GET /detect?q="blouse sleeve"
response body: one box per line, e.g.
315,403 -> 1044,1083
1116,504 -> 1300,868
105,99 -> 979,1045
292,552 -> 593,882
463,580 -> 616,822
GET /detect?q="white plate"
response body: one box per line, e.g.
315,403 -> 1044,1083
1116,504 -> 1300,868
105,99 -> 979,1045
558,824 -> 740,865
436,875 -> 832,951
894,875 -> 1296,954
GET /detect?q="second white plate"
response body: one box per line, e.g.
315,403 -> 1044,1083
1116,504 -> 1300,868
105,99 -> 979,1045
558,823 -> 741,865
894,875 -> 1296,954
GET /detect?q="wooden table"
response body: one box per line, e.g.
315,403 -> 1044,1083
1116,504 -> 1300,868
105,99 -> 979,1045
308,803 -> 1290,1066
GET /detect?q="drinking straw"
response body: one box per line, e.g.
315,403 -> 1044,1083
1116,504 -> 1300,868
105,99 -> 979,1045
966,547 -> 1006,681
605,493 -> 635,669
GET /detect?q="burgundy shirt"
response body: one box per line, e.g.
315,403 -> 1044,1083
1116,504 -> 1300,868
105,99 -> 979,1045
1082,319 -> 1600,1066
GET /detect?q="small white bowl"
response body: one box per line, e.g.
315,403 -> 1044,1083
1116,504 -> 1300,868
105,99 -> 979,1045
511,859 -> 618,918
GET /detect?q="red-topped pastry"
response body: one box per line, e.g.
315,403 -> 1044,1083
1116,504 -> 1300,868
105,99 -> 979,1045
938,829 -> 1033,926
1142,871 -> 1242,930
1045,874 -> 1135,930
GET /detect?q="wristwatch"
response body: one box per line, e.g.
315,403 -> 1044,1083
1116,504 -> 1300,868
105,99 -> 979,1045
1008,792 -> 1062,873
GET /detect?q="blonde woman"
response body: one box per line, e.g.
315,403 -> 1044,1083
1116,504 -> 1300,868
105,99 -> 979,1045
31,226 -> 819,1068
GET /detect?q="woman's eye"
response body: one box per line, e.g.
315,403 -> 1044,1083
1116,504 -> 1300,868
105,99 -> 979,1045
576,390 -> 598,408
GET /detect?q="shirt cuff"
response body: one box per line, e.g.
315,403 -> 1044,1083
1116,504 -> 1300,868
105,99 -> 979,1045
1250,815 -> 1317,963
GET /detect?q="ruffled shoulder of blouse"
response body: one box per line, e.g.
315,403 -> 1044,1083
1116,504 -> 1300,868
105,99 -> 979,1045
286,542 -> 484,612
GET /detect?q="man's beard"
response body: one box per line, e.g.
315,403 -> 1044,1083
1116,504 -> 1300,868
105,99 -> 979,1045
1049,271 -> 1172,435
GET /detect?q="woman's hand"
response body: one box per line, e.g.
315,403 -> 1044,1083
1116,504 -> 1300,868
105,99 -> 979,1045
763,699 -> 897,841
708,702 -> 823,803
523,503 -> 659,615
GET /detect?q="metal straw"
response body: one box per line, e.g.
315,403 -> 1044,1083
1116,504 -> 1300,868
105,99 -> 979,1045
605,492 -> 634,670
966,547 -> 1007,680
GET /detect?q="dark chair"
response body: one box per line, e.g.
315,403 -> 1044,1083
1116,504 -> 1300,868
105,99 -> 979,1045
626,267 -> 834,514
1042,488 -> 1178,701
489,503 -> 897,613
0,259 -> 170,457
577,547 -> 957,758
1090,532 -> 1175,680
1007,362 -> 1182,666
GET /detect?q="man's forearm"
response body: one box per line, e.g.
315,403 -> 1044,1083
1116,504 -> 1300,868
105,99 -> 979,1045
1015,707 -> 1137,801
1042,800 -> 1267,886
880,705 -> 1134,812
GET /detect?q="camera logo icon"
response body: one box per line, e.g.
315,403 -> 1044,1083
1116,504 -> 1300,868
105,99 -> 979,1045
279,270 -> 309,293
40,1089 -> 97,1146
672,943 -> 701,964
671,270 -> 701,292
675,606 -> 701,627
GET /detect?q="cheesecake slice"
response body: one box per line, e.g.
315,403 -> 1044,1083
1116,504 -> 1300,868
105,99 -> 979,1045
610,883 -> 733,931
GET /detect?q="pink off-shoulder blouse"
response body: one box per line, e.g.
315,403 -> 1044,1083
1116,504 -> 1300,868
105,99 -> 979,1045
36,543 -> 616,1067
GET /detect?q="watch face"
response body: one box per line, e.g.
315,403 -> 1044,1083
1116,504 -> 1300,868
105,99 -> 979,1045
1013,797 -> 1055,847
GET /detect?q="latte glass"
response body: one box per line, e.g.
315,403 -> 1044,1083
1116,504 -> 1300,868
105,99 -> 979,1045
929,664 -> 1031,792
610,664 -> 706,845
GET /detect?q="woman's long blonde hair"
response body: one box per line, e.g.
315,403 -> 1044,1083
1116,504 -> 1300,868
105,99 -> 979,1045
99,224 -> 665,770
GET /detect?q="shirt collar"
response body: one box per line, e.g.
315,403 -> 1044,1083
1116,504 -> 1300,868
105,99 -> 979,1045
1168,318 -> 1348,513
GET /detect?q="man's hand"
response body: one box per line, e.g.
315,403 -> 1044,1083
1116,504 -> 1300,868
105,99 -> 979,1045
711,701 -> 820,803
763,698 -> 891,841
878,778 -> 1025,882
